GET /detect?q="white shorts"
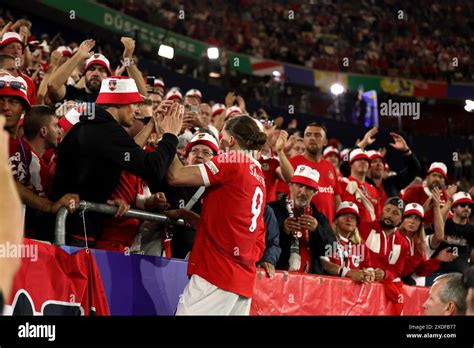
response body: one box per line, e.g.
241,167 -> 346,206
175,274 -> 251,316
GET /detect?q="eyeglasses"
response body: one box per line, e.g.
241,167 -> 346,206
0,80 -> 26,91
456,202 -> 472,209
190,148 -> 213,157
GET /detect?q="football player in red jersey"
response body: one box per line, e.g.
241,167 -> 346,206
167,114 -> 268,315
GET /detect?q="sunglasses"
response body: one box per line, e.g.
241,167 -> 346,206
456,202 -> 472,208
0,80 -> 25,91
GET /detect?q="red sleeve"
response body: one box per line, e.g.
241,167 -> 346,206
200,153 -> 231,187
415,257 -> 441,276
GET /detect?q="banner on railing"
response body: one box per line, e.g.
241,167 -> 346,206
5,239 -> 109,315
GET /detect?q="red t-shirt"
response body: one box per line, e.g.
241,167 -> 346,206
359,221 -> 410,281
374,181 -> 388,206
258,154 -> 279,202
279,155 -> 341,222
339,176 -> 381,223
401,184 -> 448,224
189,152 -> 267,298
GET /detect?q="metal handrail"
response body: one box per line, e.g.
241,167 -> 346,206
54,200 -> 188,246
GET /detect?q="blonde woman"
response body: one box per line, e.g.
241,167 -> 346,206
399,197 -> 456,285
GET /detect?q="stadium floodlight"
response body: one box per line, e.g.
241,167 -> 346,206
158,44 -> 174,59
330,83 -> 344,96
464,99 -> 474,112
207,47 -> 219,59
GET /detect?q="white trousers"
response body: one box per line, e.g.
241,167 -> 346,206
175,274 -> 251,316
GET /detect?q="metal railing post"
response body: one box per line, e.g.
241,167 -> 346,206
54,200 -> 188,246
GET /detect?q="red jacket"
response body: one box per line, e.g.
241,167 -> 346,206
359,221 -> 409,281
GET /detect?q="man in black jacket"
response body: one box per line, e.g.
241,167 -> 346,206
51,76 -> 183,247
269,165 -> 336,274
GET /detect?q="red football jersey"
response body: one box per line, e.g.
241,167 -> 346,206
279,155 -> 340,222
359,221 -> 410,281
258,154 -> 279,202
339,176 -> 381,223
9,137 -> 32,186
401,184 -> 448,224
188,152 -> 267,298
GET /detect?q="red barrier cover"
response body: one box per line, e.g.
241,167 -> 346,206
251,270 -> 429,316
6,239 -> 109,315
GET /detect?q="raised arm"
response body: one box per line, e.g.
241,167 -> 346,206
48,39 -> 95,102
275,130 -> 294,181
121,37 -> 147,97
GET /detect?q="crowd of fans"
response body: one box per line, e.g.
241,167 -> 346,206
0,7 -> 473,315
99,0 -> 474,83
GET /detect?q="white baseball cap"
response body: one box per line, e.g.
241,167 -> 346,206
290,165 -> 320,190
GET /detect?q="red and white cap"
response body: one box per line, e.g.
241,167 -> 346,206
165,88 -> 183,101
427,162 -> 447,179
85,53 -> 111,75
0,32 -> 23,48
153,78 -> 165,89
335,201 -> 360,221
452,192 -> 473,206
96,76 -> 143,105
349,148 -> 369,164
323,146 -> 339,159
211,103 -> 225,118
366,150 -> 384,162
0,74 -> 30,107
403,203 -> 424,219
225,105 -> 242,120
290,165 -> 320,190
185,89 -> 202,101
340,148 -> 351,161
384,163 -> 390,171
56,45 -> 73,57
58,107 -> 81,133
184,132 -> 219,157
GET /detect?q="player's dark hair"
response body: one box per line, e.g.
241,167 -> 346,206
23,105 -> 56,140
225,115 -> 267,151
306,121 -> 327,132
